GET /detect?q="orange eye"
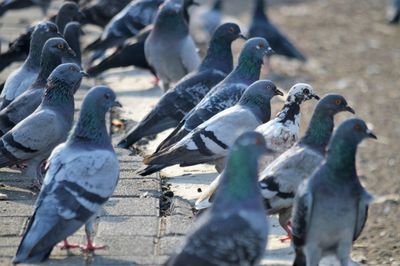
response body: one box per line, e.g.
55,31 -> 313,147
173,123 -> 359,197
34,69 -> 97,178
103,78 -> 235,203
228,27 -> 234,33
335,99 -> 341,105
57,44 -> 64,49
354,124 -> 362,131
256,43 -> 265,49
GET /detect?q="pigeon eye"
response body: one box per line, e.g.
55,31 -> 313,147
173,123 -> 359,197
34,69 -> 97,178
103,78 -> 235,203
256,43 -> 264,49
104,93 -> 110,99
228,28 -> 234,33
335,99 -> 341,105
354,124 -> 362,131
57,44 -> 64,49
303,88 -> 309,94
69,66 -> 76,71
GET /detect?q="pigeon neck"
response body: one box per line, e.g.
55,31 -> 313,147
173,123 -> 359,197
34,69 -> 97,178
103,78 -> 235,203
33,52 -> 62,89
43,79 -> 75,107
65,30 -> 81,64
153,14 -> 188,37
199,37 -> 233,74
213,148 -> 262,211
70,106 -> 111,148
326,135 -> 357,176
276,97 -> 302,123
254,0 -> 268,21
299,110 -> 333,153
56,14 -> 72,33
25,38 -> 43,68
239,94 -> 272,123
231,57 -> 262,84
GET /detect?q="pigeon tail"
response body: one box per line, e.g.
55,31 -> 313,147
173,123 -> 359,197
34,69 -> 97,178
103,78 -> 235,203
155,127 -> 189,153
138,164 -> 165,176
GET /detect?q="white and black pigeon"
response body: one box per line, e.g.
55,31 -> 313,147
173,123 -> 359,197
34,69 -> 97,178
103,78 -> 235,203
117,23 -> 245,148
85,0 -> 164,62
13,86 -> 121,264
248,0 -> 306,62
195,83 -> 319,210
292,118 -> 376,266
190,0 -> 222,43
0,21 -> 61,110
0,63 -> 85,187
164,132 -> 269,266
0,0 -> 52,17
145,0 -> 200,91
139,80 -> 282,176
259,94 -> 355,241
154,37 -> 274,152
0,37 -> 76,137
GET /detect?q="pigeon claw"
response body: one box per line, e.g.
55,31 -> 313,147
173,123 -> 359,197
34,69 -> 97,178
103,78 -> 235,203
80,242 -> 107,252
58,240 -> 80,250
279,221 -> 293,242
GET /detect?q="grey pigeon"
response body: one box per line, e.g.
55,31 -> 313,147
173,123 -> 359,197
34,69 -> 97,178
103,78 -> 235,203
259,94 -> 355,240
0,22 -> 61,110
0,0 -> 51,17
0,38 -> 76,137
144,0 -> 200,90
190,0 -> 222,43
117,23 -> 245,148
387,0 -> 400,23
195,83 -> 319,210
63,21 -> 83,66
0,63 -> 85,185
248,0 -> 306,62
139,80 -> 282,176
55,1 -> 84,34
85,0 -> 164,61
80,0 -> 131,28
13,86 -> 121,264
292,118 -> 376,266
154,37 -> 274,153
164,132 -> 269,266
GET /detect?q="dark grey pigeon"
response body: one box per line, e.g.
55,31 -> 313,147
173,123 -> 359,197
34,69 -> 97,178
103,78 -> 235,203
85,0 -> 164,62
387,0 -> 400,23
292,118 -> 375,266
117,23 -> 245,148
0,38 -> 76,137
248,0 -> 306,62
63,21 -> 82,66
55,1 -> 84,34
13,86 -> 121,264
0,63 -> 85,186
144,0 -> 200,91
139,80 -> 282,176
154,37 -> 274,153
0,22 -> 61,110
80,0 -> 131,28
0,0 -> 51,17
164,132 -> 269,266
259,94 -> 355,241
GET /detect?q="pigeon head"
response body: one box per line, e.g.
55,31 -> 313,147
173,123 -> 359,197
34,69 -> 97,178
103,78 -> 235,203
286,83 -> 319,104
63,22 -> 82,64
157,1 -> 182,19
70,86 -> 121,146
213,131 -> 267,209
239,80 -> 282,123
43,37 -> 76,59
212,23 -> 244,43
300,94 -> 355,153
326,118 -> 377,172
155,1 -> 188,34
56,2 -> 84,32
238,37 -> 274,64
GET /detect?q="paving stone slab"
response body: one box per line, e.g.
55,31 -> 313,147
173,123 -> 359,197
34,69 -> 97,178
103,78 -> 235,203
113,179 -> 160,198
103,197 -> 158,216
0,200 -> 34,217
0,217 -> 28,237
164,214 -> 193,236
157,235 -> 183,256
94,236 -> 155,256
97,216 -> 159,237
119,170 -> 157,180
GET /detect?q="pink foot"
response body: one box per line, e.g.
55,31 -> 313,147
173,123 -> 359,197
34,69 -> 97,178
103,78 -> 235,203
280,221 -> 293,242
80,239 -> 107,252
152,76 -> 160,86
58,240 -> 80,250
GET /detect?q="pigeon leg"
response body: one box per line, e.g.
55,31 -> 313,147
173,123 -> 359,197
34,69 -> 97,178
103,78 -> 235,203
58,239 -> 80,249
152,76 -> 160,86
80,217 -> 107,251
279,220 -> 292,242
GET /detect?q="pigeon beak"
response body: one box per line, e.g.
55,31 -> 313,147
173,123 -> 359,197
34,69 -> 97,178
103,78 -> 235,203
238,34 -> 247,40
345,106 -> 355,114
274,89 -> 284,96
67,48 -> 76,57
366,129 -> 377,139
113,100 -> 122,108
80,70 -> 89,77
264,47 -> 275,56
312,94 -> 320,100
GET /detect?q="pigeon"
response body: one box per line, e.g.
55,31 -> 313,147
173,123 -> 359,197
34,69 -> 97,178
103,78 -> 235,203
0,63 -> 85,185
0,0 -> 51,17
86,0 -> 196,77
0,1 -> 83,72
117,23 -> 245,148
292,118 -> 376,266
84,0 -> 164,62
258,94 -> 355,240
13,86 -> 121,264
139,80 -> 282,176
63,21 -> 83,66
387,0 -> 400,23
80,0 -> 131,28
144,0 -> 200,91
248,0 -> 306,62
0,22 -> 61,110
164,132 -> 269,266
190,0 -> 222,43
154,37 -> 274,153
195,83 -> 319,210
0,38 -> 76,137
